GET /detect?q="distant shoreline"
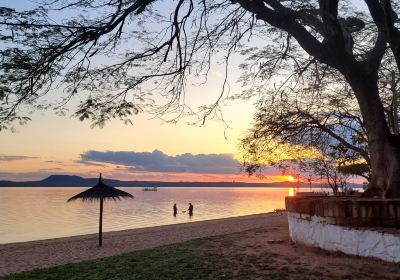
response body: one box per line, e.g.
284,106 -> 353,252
0,185 -> 364,189
0,174 -> 364,188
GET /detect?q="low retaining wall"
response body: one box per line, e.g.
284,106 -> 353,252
286,196 -> 400,263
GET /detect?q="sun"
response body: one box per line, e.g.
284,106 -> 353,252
288,175 -> 295,182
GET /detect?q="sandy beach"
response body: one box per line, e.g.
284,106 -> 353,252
0,212 -> 284,276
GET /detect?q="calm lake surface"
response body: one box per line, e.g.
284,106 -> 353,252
0,187 -> 293,244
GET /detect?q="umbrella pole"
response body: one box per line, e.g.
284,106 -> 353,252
99,197 -> 103,247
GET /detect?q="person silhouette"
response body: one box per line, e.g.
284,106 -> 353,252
188,202 -> 193,217
173,203 -> 178,217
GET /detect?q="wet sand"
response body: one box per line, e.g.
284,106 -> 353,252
0,213 -> 284,276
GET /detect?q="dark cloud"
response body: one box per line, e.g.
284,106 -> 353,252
80,149 -> 241,174
45,160 -> 64,164
0,155 -> 37,161
39,167 -> 63,171
74,160 -> 106,167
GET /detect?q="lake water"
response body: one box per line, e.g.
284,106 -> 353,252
0,187 -> 293,244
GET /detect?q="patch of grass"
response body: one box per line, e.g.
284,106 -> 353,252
1,243 -> 233,280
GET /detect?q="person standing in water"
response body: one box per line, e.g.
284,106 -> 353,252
188,202 -> 193,217
173,203 -> 178,217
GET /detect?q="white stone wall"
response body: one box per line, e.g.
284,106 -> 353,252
288,212 -> 400,262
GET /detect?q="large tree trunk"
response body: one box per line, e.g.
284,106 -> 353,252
344,63 -> 400,197
367,133 -> 400,198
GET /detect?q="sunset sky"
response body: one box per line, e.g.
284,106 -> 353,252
1,94 -> 290,182
0,0 -> 330,183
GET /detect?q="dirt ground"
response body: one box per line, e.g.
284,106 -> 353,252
193,213 -> 400,279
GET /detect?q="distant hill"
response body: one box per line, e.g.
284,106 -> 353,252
0,175 -> 118,187
0,174 -> 363,188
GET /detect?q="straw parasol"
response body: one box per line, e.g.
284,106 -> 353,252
67,173 -> 134,246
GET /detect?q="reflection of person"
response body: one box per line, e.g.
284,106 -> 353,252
173,203 -> 178,217
188,202 -> 193,217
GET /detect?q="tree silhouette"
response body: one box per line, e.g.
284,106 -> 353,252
0,0 -> 400,197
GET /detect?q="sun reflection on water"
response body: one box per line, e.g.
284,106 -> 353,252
288,187 -> 295,197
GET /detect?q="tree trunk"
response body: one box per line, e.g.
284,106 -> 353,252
99,197 -> 103,247
344,63 -> 400,197
367,134 -> 400,198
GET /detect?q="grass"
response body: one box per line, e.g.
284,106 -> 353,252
1,242 -> 233,280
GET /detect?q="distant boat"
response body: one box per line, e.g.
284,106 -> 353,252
142,186 -> 158,191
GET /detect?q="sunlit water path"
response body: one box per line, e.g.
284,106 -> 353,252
0,187 -> 295,244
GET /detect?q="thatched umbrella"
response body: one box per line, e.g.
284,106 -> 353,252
67,173 -> 133,246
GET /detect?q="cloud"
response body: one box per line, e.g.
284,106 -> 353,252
74,160 -> 106,167
45,160 -> 64,164
80,149 -> 241,174
0,155 -> 37,161
39,167 -> 63,171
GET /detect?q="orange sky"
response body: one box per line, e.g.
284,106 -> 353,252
0,88 -> 291,182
